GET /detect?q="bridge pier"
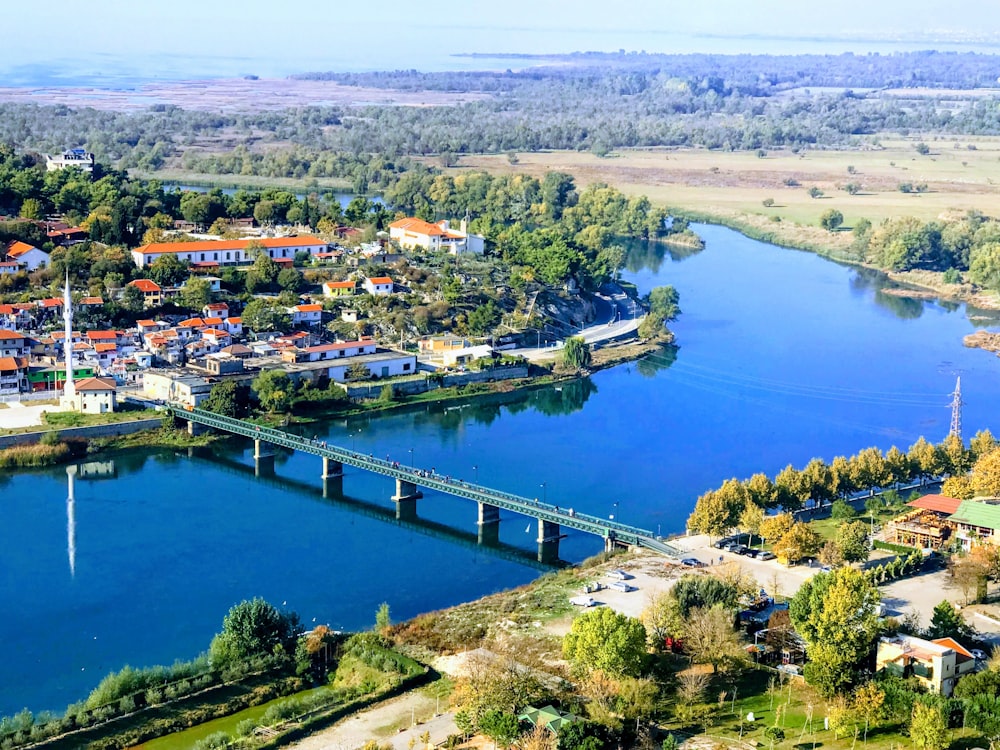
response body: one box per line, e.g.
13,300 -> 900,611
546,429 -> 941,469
477,502 -> 500,525
536,518 -> 561,564
254,439 -> 275,477
392,478 -> 423,503
187,419 -> 207,436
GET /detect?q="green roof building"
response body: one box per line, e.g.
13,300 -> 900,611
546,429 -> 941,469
947,499 -> 1000,550
518,705 -> 578,734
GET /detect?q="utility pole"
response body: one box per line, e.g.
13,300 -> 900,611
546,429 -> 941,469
949,376 -> 964,441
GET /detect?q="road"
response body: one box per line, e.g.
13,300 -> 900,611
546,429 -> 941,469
511,288 -> 644,362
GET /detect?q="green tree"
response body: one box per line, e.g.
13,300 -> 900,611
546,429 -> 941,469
563,608 -> 647,678
909,702 -> 947,750
645,286 -> 680,321
246,249 -> 280,292
208,598 -> 299,667
468,300 -> 500,336
670,574 -> 738,619
909,437 -> 945,482
790,568 -> 880,695
972,447 -> 1000,497
120,283 -> 145,313
831,499 -> 857,520
808,186 -> 824,199
925,600 -> 975,641
148,254 -> 189,287
202,380 -> 248,418
20,197 -> 44,220
972,429 -> 998,460
277,267 -> 304,293
374,602 -> 391,637
561,336 -> 592,370
835,520 -> 871,563
253,369 -> 293,413
241,298 -> 291,333
478,710 -> 521,749
741,502 -> 765,548
820,209 -> 844,231
181,278 -> 213,310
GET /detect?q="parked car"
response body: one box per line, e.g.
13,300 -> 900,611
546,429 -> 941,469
758,551 -> 776,561
745,548 -> 761,558
733,545 -> 751,555
607,569 -> 634,580
971,649 -> 987,660
609,581 -> 637,593
570,595 -> 597,607
681,558 -> 706,568
714,537 -> 735,549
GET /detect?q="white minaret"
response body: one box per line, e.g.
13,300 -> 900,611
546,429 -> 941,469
61,272 -> 76,407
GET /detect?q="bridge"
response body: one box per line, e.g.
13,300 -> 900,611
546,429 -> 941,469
169,406 -> 683,560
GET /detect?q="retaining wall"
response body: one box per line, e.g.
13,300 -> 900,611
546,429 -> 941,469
0,418 -> 163,449
336,366 -> 530,400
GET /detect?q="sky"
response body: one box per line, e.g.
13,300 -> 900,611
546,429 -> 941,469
8,0 -> 1000,82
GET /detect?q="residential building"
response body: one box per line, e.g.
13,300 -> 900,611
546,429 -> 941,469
203,302 -> 229,319
130,236 -> 329,268
67,377 -> 118,414
0,261 -> 20,275
418,335 -> 469,356
0,356 -> 28,394
6,240 -> 49,271
289,303 -> 323,326
389,217 -> 485,254
948,500 -> 1000,549
283,339 -> 377,363
45,148 -> 95,173
27,365 -> 96,392
876,635 -> 976,696
0,330 -> 28,357
127,279 -> 163,307
363,276 -> 394,296
323,280 -> 357,297
142,371 -> 214,407
518,706 -> 579,734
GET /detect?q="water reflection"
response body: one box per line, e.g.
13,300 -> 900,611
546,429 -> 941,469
636,344 -> 679,378
622,237 -> 704,274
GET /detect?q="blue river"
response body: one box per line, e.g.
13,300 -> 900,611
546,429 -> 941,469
2,223 -> 1000,715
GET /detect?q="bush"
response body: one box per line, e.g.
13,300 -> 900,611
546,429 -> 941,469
192,731 -> 231,750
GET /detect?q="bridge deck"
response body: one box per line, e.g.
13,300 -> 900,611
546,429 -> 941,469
173,407 -> 682,555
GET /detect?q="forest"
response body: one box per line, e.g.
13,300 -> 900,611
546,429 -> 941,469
5,52 -> 1000,179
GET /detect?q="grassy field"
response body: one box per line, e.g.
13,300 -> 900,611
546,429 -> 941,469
132,169 -> 353,193
445,134 -> 1000,233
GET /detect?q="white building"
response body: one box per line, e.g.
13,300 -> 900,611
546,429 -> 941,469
363,276 -> 394,296
389,217 -> 485,254
289,303 -> 323,326
6,241 -> 49,271
69,377 -> 118,414
130,236 -> 329,269
45,148 -> 95,173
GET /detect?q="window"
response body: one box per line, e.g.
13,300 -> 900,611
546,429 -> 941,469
403,363 -> 411,371
226,252 -> 231,260
200,253 -> 205,261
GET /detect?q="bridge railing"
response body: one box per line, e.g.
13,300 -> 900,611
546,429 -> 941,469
174,406 -> 669,551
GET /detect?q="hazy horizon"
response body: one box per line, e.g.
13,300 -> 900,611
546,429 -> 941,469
6,1 -> 1000,87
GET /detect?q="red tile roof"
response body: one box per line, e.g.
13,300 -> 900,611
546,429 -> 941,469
6,240 -> 42,258
0,330 -> 24,340
0,356 -> 28,372
389,217 -> 447,236
129,279 -> 161,292
367,276 -> 393,285
74,376 -> 117,392
93,343 -> 118,353
86,331 -> 117,341
294,304 -> 322,313
80,297 -> 104,305
907,494 -> 963,516
931,637 -> 974,659
134,236 -> 326,255
324,280 -> 356,289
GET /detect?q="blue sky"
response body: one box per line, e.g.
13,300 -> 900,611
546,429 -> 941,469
9,0 -> 1000,78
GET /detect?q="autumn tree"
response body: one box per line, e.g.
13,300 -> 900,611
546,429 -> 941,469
971,429 -> 998,461
939,433 -> 971,476
909,702 -> 948,750
835,520 -> 871,563
683,605 -> 748,674
909,437 -> 945,483
563,608 -> 647,678
971,447 -> 1000,497
745,472 -> 779,508
773,522 -> 821,564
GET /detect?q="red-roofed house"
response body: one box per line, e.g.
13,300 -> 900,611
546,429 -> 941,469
389,217 -> 484,254
0,261 -> 21,275
5,241 -> 49,271
289,303 -> 323,326
202,302 -> 229,319
0,356 -> 28,394
877,634 -> 976,696
323,280 -> 357,298
0,330 -> 28,358
130,236 -> 329,268
127,279 -> 163,307
283,339 -> 377,363
907,494 -> 963,517
363,276 -> 394,296
68,377 -> 118,414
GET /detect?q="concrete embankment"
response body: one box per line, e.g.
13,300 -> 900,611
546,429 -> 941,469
0,418 -> 163,449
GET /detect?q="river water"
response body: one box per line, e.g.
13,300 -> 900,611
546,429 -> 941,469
4,223 -> 1000,714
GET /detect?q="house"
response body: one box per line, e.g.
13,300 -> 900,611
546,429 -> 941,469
323,280 -> 357,298
341,309 -> 360,323
363,276 -> 394,296
127,279 -> 163,308
0,261 -> 20,275
0,356 -> 29,394
0,330 -> 28,358
27,365 -> 96,392
130,236 -> 329,268
202,302 -> 229,319
419,335 -> 469,356
389,217 -> 485,254
142,371 -> 214,407
80,296 -> 104,308
46,226 -> 88,245
877,635 -> 976,696
948,500 -> 1000,550
284,339 -> 377,363
289,303 -> 323,326
6,241 -> 49,271
45,148 -> 95,173
219,344 -> 254,360
68,377 -> 118,414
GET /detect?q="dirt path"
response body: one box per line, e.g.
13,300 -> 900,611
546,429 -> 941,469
286,690 -> 457,750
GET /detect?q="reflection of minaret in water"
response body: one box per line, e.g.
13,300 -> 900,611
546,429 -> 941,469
67,465 -> 77,577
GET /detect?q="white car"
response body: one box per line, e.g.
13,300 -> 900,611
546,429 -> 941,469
971,649 -> 987,660
570,595 -> 597,607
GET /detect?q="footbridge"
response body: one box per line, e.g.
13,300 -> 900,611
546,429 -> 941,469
169,406 -> 683,560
